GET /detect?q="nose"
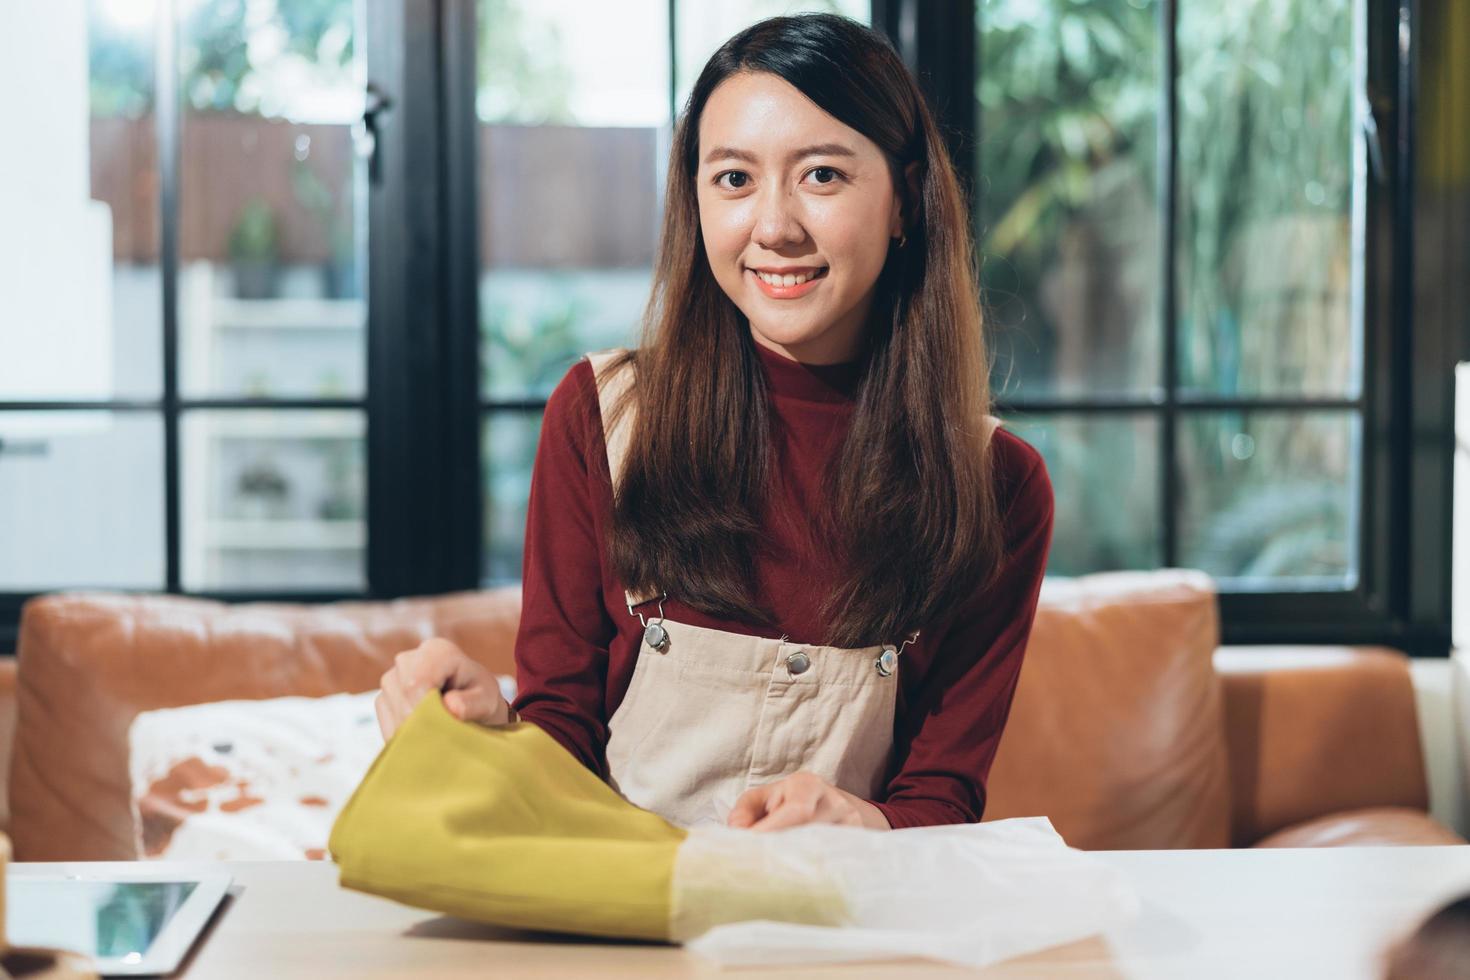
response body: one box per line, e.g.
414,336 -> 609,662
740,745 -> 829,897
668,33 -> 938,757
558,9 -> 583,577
750,184 -> 807,250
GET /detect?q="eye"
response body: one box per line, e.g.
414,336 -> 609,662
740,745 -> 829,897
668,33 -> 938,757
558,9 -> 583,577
714,170 -> 750,190
805,166 -> 845,185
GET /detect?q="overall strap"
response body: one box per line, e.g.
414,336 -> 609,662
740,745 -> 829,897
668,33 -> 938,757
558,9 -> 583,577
585,349 -> 661,608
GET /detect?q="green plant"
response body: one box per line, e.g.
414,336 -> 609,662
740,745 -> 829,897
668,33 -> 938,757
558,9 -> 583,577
291,157 -> 352,264
227,198 -> 280,263
237,458 -> 289,501
317,440 -> 360,520
480,294 -> 585,396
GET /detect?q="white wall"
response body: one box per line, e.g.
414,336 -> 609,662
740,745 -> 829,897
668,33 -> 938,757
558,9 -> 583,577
0,0 -> 113,410
1411,654 -> 1470,838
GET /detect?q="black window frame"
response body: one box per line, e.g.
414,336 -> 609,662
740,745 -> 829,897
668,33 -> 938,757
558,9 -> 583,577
877,0 -> 1458,655
2,0 -> 1461,658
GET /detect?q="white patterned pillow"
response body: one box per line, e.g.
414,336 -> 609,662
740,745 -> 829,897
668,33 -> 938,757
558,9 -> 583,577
127,679 -> 516,861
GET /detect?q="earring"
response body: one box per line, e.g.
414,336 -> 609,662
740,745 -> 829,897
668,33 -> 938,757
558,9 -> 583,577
895,233 -> 908,249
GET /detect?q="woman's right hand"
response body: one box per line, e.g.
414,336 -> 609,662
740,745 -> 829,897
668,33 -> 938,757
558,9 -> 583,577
374,636 -> 513,741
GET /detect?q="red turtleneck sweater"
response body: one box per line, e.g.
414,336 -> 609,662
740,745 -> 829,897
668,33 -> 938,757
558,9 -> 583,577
510,342 -> 1054,829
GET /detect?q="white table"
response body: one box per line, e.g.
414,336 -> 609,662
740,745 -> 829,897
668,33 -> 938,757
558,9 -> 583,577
14,846 -> 1470,978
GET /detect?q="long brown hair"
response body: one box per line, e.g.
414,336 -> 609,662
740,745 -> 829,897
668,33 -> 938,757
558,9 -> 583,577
603,13 -> 1003,647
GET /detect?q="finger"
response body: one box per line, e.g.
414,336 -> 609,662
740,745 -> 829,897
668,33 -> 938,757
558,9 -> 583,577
748,802 -> 815,832
376,667 -> 401,720
749,791 -> 823,833
395,657 -> 451,712
417,638 -> 470,691
443,648 -> 488,691
380,674 -> 413,729
726,785 -> 773,828
418,636 -> 463,665
373,691 -> 394,741
393,653 -> 432,704
446,685 -> 508,725
444,688 -> 491,722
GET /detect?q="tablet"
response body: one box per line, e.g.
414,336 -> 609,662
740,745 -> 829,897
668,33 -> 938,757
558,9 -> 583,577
7,871 -> 232,976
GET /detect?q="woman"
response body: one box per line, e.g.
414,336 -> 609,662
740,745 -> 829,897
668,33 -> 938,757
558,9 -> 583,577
376,13 -> 1053,834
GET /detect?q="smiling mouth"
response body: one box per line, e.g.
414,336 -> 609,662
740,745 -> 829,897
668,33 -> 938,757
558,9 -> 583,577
748,267 -> 828,287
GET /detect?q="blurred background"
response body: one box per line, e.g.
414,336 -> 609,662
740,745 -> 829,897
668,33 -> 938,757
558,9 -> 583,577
1,0 -> 1466,655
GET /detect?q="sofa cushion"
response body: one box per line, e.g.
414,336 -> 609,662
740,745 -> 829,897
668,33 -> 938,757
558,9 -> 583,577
130,682 -> 519,862
0,657 -> 15,835
9,587 -> 521,861
130,692 -> 383,860
982,569 -> 1231,849
1216,646 -> 1433,846
1252,806 -> 1466,847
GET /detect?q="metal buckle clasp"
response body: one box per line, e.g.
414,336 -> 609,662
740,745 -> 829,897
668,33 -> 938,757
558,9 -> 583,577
629,591 -> 670,651
876,630 -> 920,677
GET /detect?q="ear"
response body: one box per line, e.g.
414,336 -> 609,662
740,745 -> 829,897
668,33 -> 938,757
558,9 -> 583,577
890,161 -> 923,237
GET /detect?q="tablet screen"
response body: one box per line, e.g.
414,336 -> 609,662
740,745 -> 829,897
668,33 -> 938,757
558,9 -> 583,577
9,879 -> 199,966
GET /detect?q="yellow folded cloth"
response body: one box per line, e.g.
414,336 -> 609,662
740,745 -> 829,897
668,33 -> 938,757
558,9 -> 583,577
329,691 -> 688,941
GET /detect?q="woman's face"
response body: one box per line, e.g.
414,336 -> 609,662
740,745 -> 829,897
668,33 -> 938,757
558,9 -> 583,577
696,71 -> 909,365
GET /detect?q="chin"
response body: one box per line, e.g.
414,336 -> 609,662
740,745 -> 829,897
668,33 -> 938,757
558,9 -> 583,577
750,322 -> 826,350
760,336 -> 848,364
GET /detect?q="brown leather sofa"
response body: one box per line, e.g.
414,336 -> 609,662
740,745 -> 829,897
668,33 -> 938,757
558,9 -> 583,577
3,569 -> 1462,861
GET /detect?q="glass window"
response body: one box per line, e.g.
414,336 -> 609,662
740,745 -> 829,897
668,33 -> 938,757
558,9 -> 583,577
181,410 -> 365,591
1177,411 -> 1357,587
1,0 -> 162,403
1003,413 -> 1161,575
481,411 -> 543,583
674,0 -> 871,112
977,0 -> 1364,592
0,412 -> 165,590
477,0 -> 668,402
0,3 -> 167,594
1176,0 -> 1357,398
177,0 -> 366,399
977,0 -> 1161,401
478,0 -> 672,583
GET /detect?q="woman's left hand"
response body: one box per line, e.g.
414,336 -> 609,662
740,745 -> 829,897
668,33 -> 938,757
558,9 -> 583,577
726,772 -> 891,831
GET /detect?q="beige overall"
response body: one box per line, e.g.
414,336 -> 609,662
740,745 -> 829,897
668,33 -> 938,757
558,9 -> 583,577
587,349 -> 914,829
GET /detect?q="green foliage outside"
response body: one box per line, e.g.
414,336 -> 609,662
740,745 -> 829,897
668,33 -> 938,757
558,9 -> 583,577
480,294 -> 585,398
88,0 -> 353,118
979,0 -> 1356,584
475,0 -> 575,124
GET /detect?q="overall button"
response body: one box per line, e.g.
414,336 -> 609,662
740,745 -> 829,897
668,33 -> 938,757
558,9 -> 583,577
876,647 -> 898,677
785,650 -> 811,675
643,622 -> 669,651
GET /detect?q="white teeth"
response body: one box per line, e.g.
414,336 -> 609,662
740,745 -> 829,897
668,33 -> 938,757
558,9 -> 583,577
754,269 -> 822,287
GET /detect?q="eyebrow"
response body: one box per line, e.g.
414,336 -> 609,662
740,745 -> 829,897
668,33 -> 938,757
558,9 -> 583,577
701,142 -> 858,166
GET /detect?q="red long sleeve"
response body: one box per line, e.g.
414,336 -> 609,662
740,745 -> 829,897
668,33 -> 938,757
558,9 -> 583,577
510,345 -> 1054,824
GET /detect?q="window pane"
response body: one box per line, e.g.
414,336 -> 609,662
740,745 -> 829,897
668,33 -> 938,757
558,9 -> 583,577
482,411 -> 543,583
480,270 -> 653,398
2,3 -> 162,401
977,0 -> 1161,400
477,0 -> 668,400
478,0 -> 668,127
1177,410 -> 1359,588
177,0 -> 366,399
0,412 -> 164,589
1176,0 -> 1357,397
673,1 -> 871,113
1001,414 -> 1161,575
181,410 -> 365,591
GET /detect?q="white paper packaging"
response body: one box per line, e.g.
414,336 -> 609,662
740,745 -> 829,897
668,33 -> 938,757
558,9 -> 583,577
674,816 -> 1139,969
